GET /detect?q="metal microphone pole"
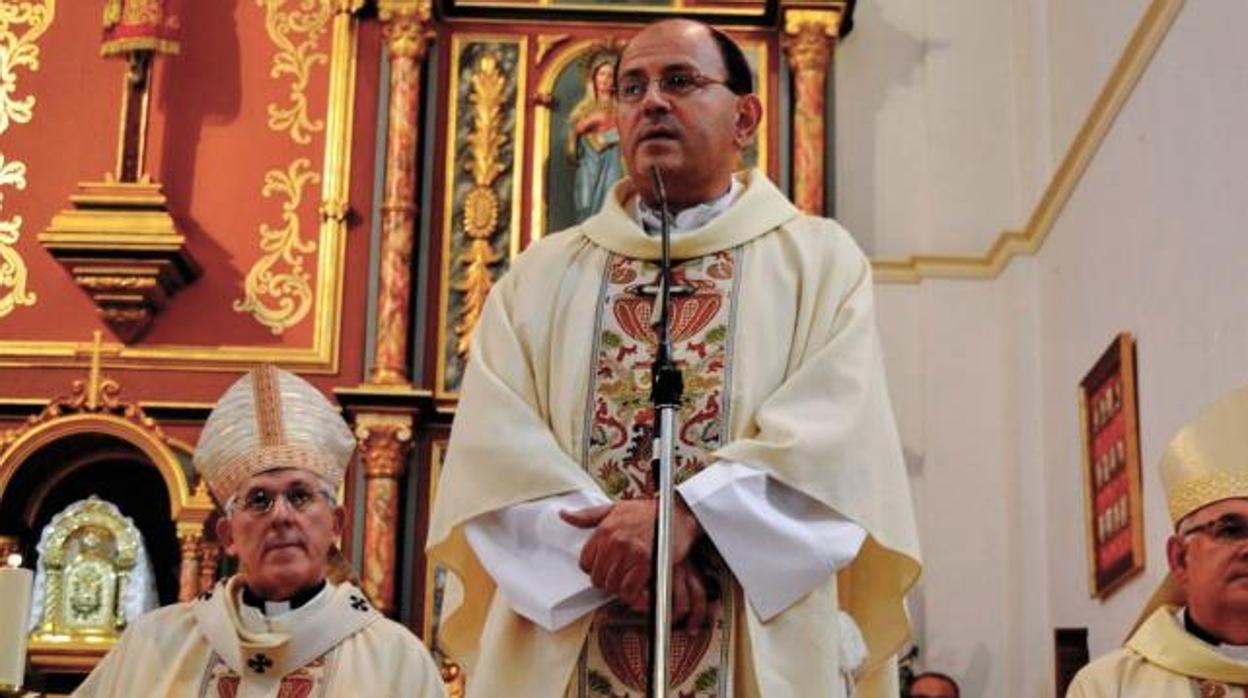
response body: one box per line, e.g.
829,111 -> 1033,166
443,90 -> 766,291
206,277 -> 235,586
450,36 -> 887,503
647,165 -> 682,698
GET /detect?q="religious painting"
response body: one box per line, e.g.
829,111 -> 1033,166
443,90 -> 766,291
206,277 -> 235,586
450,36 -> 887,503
534,34 -> 769,238
1079,332 -> 1145,598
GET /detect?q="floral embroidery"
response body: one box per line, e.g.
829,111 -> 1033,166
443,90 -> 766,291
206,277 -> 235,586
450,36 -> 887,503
578,251 -> 738,697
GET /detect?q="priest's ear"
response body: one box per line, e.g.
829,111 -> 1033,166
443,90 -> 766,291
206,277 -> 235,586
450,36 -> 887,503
216,514 -> 238,557
1166,532 -> 1191,584
732,94 -> 763,149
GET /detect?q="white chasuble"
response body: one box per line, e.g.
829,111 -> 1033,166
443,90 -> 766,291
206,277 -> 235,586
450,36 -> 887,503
1068,607 -> 1248,698
428,169 -> 921,698
73,576 -> 446,697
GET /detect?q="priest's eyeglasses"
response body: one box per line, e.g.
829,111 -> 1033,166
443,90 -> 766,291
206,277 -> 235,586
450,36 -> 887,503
614,70 -> 729,103
1181,514 -> 1248,544
228,485 -> 333,517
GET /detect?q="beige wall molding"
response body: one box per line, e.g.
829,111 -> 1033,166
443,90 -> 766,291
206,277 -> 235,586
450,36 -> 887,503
871,0 -> 1186,284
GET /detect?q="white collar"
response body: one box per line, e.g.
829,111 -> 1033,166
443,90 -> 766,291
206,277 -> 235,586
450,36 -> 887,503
236,580 -> 331,633
633,177 -> 743,235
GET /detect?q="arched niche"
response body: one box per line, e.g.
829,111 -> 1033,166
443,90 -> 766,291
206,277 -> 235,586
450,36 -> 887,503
1,414 -> 191,515
0,413 -> 214,605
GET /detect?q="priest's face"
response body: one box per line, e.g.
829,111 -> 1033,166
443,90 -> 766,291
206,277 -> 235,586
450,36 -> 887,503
1169,497 -> 1248,635
216,468 -> 345,601
614,20 -> 762,210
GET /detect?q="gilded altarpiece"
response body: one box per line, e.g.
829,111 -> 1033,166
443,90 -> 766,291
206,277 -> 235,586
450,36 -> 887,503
0,1 -> 371,377
0,2 -> 851,689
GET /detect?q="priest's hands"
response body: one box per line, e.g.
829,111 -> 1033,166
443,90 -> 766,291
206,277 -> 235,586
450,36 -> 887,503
560,497 -> 704,617
614,561 -> 712,630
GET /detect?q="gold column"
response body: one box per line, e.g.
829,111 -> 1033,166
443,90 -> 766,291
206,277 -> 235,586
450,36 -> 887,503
783,9 -> 844,216
198,540 -> 221,594
371,0 -> 433,384
176,525 -> 202,603
354,413 -> 414,616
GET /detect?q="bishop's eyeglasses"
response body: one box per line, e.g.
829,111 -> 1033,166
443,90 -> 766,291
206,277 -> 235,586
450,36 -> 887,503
1181,514 -> 1248,545
228,484 -> 332,517
613,70 -> 730,104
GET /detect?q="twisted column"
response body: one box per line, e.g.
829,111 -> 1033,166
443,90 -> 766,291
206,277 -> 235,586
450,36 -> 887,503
354,413 -> 414,616
370,0 -> 433,384
176,525 -> 203,602
783,10 -> 842,216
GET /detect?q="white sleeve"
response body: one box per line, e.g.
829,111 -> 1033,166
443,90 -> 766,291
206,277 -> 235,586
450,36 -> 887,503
463,490 -> 613,632
677,460 -> 867,621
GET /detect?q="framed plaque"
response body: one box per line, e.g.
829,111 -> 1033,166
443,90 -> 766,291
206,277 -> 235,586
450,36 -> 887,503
1079,332 -> 1145,598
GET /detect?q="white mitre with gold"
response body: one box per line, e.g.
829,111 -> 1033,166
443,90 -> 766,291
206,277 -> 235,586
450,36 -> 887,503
1133,386 -> 1248,631
194,365 -> 356,505
1160,386 -> 1248,525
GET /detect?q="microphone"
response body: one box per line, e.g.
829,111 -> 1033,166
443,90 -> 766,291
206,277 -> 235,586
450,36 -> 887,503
647,165 -> 682,697
650,165 -> 674,376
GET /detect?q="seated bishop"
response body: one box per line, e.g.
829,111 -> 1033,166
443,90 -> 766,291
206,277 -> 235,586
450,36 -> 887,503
1068,386 -> 1248,695
75,365 -> 446,697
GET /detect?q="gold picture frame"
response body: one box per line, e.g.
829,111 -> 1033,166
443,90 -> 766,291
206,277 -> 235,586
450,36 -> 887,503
1079,332 -> 1145,598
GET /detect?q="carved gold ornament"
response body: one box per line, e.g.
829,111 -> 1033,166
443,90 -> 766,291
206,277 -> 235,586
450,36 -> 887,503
31,497 -> 144,641
258,0 -> 332,144
0,333 -> 167,454
39,179 -> 200,342
0,1 -> 53,133
233,158 -> 319,333
0,156 -> 35,318
377,0 -> 432,60
454,53 -> 508,356
0,0 -> 52,320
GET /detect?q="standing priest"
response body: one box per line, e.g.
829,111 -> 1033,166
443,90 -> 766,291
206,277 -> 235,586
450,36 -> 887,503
428,18 -> 920,697
76,366 -> 446,697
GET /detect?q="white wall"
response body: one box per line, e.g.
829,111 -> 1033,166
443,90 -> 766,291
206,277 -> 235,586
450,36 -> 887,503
835,0 -> 1027,259
838,0 -> 1248,695
1038,0 -> 1248,659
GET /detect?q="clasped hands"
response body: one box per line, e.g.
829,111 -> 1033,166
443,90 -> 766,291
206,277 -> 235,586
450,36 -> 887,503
560,497 -> 712,630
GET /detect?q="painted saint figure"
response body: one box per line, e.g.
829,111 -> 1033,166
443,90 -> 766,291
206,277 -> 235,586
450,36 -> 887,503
567,55 -> 624,222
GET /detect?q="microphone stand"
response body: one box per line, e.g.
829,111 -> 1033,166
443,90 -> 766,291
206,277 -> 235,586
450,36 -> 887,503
647,165 -> 682,698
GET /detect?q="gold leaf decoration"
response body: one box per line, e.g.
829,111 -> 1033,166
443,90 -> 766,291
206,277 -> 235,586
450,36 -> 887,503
0,0 -> 52,319
453,53 -> 508,356
258,0 -> 331,144
233,158 -> 319,333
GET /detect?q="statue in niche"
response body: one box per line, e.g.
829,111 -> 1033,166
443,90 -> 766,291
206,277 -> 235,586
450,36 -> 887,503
28,497 -> 158,641
566,48 -> 624,222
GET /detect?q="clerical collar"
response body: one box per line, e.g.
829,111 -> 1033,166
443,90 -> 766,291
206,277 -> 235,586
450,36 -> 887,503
241,579 -> 327,617
634,177 -> 743,236
1179,607 -> 1248,661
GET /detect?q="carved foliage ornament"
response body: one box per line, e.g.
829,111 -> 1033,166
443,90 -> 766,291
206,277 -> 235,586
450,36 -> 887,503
236,0 -> 332,334
258,0 -> 332,145
0,0 -> 51,319
782,9 -> 841,71
454,52 -> 509,357
378,0 -> 432,61
233,159 -> 320,334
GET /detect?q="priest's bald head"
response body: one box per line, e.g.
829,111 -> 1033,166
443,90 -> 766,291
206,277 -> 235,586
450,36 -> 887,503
613,19 -> 763,210
1160,387 -> 1248,644
195,365 -> 354,601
